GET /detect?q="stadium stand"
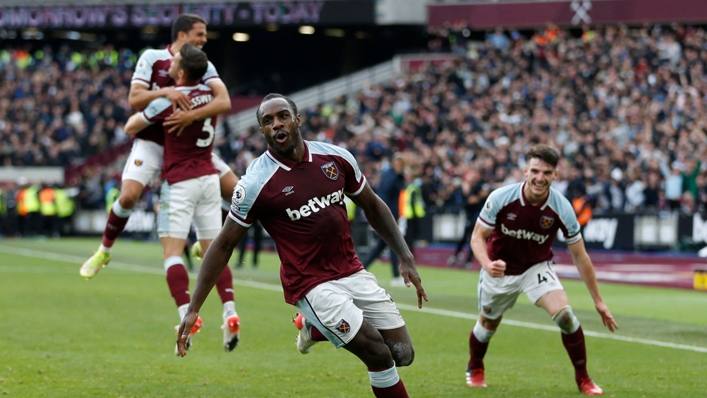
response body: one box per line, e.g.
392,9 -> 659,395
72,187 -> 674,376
2,23 -> 707,245
227,24 -> 707,220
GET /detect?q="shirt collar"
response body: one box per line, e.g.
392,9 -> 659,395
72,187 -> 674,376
265,140 -> 312,171
520,181 -> 551,209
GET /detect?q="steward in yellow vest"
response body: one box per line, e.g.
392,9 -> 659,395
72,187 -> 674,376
398,168 -> 426,254
55,186 -> 75,236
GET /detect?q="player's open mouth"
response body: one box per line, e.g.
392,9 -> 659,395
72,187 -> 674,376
275,131 -> 288,143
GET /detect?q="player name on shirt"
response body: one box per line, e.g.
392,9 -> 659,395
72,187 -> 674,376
188,94 -> 214,110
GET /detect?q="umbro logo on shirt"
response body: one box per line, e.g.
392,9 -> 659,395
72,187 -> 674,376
282,186 -> 294,196
158,70 -> 169,77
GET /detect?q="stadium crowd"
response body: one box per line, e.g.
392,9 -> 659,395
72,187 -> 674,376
229,23 -> 707,218
3,23 -> 707,232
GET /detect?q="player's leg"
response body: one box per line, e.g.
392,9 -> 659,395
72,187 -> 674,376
387,243 -> 402,286
251,221 -> 263,268
80,140 -> 162,279
161,236 -> 192,313
345,271 -> 411,396
193,153 -> 235,258
345,321 -> 410,398
161,236 -> 203,354
466,314 -> 501,388
528,262 -> 603,395
236,229 -> 248,267
352,270 -> 413,365
158,179 -> 203,353
449,221 -> 471,266
295,275 -> 409,398
194,174 -> 240,352
361,235 -> 388,269
467,269 -> 520,387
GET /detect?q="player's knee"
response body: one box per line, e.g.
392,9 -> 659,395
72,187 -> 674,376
552,306 -> 580,334
359,342 -> 395,369
118,191 -> 139,209
390,343 -> 414,367
473,320 -> 497,343
480,316 -> 501,331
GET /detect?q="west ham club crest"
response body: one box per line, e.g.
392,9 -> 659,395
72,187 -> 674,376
321,162 -> 339,180
336,319 -> 351,333
540,215 -> 555,229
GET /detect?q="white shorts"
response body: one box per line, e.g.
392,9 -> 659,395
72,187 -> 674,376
295,270 -> 405,348
157,174 -> 221,240
211,152 -> 231,178
123,139 -> 230,186
122,139 -> 163,186
478,260 -> 564,320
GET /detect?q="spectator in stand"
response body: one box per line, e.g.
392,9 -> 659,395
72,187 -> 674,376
361,153 -> 407,286
624,169 -> 646,212
448,168 -> 489,268
399,165 -> 426,263
643,172 -> 662,211
660,157 -> 685,211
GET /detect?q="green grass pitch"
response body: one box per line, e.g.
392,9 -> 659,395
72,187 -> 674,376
0,238 -> 705,397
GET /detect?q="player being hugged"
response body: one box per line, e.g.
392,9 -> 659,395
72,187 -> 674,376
466,144 -> 618,396
123,43 -> 240,354
80,13 -> 238,280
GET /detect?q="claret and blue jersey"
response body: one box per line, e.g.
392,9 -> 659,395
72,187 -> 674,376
477,182 -> 582,275
229,140 -> 367,304
130,45 -> 219,145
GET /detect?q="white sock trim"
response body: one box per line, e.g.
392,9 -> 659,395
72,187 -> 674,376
178,304 -> 189,321
473,321 -> 496,343
369,365 -> 400,389
223,301 -> 236,318
112,199 -> 133,218
99,244 -> 112,253
164,256 -> 183,271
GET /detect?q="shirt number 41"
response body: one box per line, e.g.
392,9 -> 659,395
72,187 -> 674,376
537,271 -> 557,284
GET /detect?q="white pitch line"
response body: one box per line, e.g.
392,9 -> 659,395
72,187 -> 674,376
2,245 -> 706,354
394,304 -> 707,353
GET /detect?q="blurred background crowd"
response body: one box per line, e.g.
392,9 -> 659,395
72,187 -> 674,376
2,22 -> 707,239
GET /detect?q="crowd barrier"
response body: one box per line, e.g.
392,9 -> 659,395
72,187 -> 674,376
71,209 -> 707,254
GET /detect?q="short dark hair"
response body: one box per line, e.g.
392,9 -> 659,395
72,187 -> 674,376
256,93 -> 298,126
171,14 -> 207,43
526,144 -> 559,167
179,43 -> 208,83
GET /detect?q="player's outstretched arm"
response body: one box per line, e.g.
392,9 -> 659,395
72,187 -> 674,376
164,79 -> 231,135
350,183 -> 428,307
568,239 -> 619,332
128,83 -> 191,112
177,218 -> 248,356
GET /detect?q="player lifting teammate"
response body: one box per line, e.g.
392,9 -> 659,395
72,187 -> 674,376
80,14 -> 238,279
